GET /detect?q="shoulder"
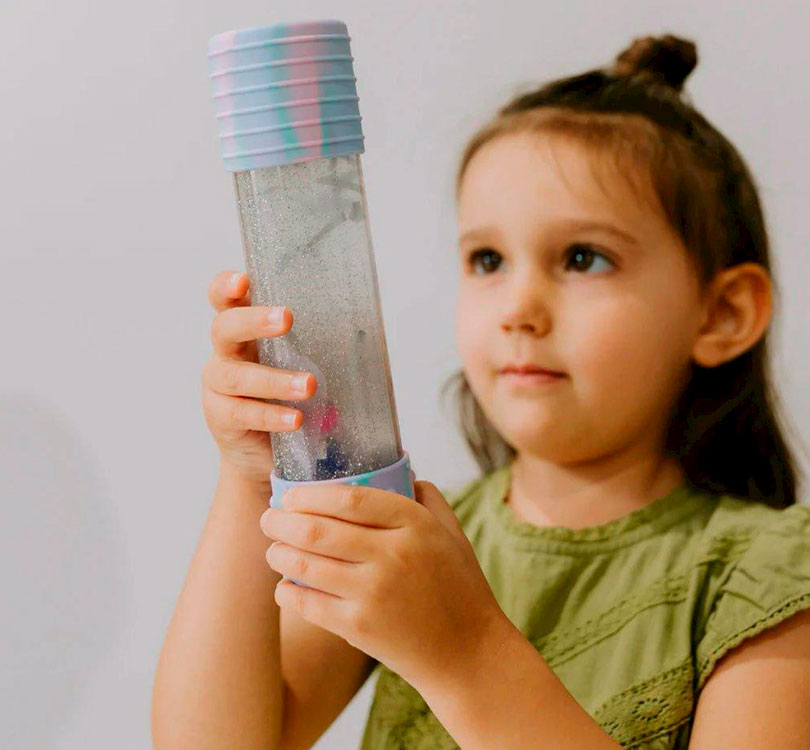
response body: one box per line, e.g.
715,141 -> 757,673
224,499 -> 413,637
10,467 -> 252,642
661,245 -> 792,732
700,490 -> 809,535
693,495 -> 810,692
439,468 -> 502,520
437,467 -> 506,543
690,576 -> 810,747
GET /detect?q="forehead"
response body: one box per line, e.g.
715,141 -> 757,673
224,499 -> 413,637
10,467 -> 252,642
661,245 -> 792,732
457,131 -> 662,235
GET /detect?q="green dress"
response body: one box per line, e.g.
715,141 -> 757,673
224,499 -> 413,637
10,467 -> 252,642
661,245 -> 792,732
360,461 -> 810,749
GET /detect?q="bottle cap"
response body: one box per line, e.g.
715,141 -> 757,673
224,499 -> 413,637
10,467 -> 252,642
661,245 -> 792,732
208,19 -> 364,171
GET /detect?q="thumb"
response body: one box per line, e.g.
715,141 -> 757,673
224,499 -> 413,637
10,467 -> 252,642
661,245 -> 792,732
413,479 -> 469,547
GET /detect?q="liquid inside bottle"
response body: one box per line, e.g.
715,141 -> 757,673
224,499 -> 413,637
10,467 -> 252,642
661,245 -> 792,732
234,153 -> 403,481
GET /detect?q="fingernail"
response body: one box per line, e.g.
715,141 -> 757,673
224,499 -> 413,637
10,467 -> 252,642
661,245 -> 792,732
291,374 -> 309,394
267,307 -> 284,327
282,411 -> 298,426
229,272 -> 242,292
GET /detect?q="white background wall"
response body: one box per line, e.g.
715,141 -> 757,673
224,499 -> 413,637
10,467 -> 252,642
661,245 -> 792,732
1,0 -> 808,748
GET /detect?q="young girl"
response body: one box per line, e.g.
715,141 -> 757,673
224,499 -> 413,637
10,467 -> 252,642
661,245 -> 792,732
153,34 -> 810,749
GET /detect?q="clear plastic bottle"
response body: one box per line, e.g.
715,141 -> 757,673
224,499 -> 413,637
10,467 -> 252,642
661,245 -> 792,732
207,19 -> 415,542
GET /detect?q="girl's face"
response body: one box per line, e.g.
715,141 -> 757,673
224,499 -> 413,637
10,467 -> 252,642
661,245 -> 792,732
456,131 -> 706,463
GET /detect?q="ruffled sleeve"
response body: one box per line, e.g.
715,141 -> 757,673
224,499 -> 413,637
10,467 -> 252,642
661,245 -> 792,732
695,502 -> 810,691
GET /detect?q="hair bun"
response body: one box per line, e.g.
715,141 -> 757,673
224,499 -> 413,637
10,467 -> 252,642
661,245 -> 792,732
610,34 -> 697,92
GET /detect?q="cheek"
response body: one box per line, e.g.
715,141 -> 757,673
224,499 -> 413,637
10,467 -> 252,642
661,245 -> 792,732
456,293 -> 492,366
563,291 -> 694,394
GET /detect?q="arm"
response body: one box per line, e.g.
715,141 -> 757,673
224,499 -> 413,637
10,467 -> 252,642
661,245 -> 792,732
412,614 -> 624,750
153,270 -> 380,748
151,462 -> 284,749
151,460 -> 379,750
688,606 -> 810,748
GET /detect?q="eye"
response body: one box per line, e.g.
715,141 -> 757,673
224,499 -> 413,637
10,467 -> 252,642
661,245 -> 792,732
563,243 -> 615,274
466,248 -> 502,275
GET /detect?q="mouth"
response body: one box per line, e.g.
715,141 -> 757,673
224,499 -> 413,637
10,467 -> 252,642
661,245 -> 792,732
500,363 -> 566,375
498,363 -> 567,385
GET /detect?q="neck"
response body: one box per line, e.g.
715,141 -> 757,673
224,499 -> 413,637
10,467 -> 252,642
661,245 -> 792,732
508,438 -> 686,529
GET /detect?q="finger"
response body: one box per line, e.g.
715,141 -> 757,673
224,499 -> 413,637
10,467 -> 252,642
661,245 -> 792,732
208,270 -> 252,312
414,481 -> 463,534
266,542 -> 358,598
278,483 -> 419,530
273,578 -> 357,639
259,506 -> 380,562
203,357 -> 317,401
204,389 -> 302,433
211,304 -> 292,359
414,480 -> 471,550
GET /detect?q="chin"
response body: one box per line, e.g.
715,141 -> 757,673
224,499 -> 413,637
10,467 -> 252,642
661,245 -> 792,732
490,414 -> 566,454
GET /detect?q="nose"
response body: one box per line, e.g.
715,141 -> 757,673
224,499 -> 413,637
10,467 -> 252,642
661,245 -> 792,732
499,266 -> 552,337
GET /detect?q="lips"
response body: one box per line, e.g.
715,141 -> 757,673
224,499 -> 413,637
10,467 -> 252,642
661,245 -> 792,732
499,363 -> 566,377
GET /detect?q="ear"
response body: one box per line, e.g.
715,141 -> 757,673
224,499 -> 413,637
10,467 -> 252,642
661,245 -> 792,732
692,262 -> 772,368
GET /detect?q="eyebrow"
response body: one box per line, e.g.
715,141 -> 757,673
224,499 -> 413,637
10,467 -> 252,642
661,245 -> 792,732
459,219 -> 640,246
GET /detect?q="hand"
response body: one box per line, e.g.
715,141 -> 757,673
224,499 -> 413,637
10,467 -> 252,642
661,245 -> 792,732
259,479 -> 510,688
201,270 -> 318,485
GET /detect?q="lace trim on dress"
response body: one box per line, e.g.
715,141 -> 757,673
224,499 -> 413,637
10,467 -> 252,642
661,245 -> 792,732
532,526 -> 755,666
534,573 -> 690,666
368,659 -> 696,750
696,591 -> 810,691
593,657 -> 695,748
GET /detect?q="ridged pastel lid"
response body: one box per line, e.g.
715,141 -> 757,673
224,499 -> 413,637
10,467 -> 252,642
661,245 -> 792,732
208,19 -> 364,171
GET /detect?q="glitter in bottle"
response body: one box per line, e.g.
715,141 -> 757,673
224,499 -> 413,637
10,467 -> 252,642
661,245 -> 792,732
234,154 -> 403,481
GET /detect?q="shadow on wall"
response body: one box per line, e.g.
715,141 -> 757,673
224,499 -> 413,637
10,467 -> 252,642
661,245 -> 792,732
0,393 -> 129,748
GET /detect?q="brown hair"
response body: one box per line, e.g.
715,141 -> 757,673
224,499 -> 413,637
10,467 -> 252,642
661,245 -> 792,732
441,34 -> 804,508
